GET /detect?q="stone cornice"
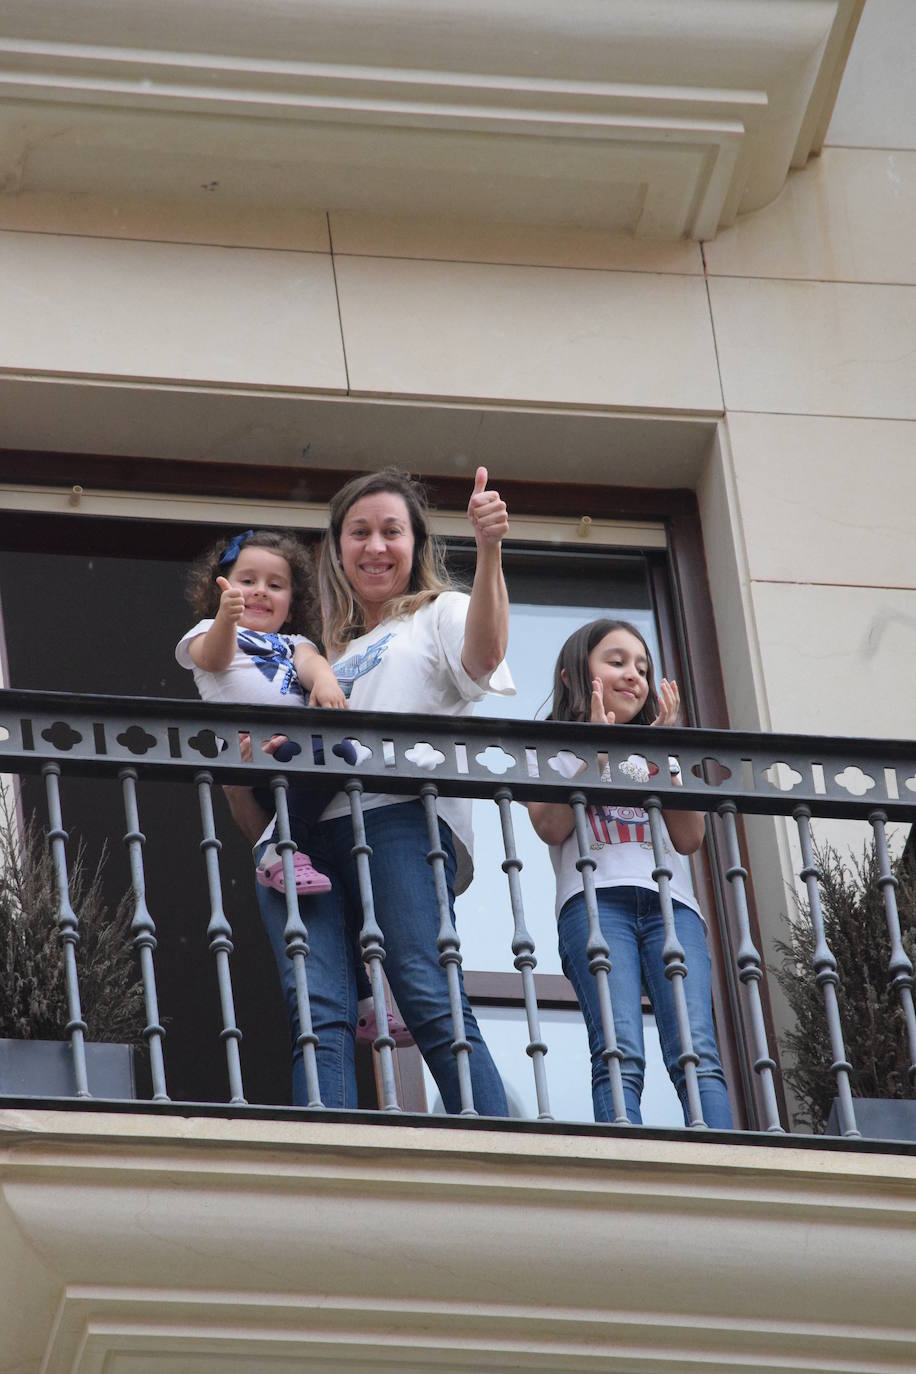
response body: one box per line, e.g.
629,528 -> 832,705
2,1109 -> 915,1372
0,0 -> 865,240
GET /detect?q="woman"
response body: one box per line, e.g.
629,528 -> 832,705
232,466 -> 513,1114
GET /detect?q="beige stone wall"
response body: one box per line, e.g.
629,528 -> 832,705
701,0 -> 916,749
695,0 -> 916,1065
703,6 -> 916,760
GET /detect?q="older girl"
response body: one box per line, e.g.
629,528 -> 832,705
528,619 -> 732,1128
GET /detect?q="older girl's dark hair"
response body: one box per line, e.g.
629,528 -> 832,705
185,529 -> 321,642
549,619 -> 659,725
319,467 -> 452,654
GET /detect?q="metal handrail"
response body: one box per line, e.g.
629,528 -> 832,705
2,688 -> 914,818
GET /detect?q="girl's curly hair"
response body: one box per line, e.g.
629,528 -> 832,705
185,529 -> 321,642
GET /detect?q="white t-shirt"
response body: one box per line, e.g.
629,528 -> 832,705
175,619 -> 315,708
546,749 -> 702,922
321,591 -> 515,893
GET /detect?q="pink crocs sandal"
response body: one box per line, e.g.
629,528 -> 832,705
256,852 -> 332,896
356,1008 -> 414,1047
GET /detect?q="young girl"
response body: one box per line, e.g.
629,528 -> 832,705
528,619 -> 733,1129
176,528 -> 352,896
176,527 -> 409,1049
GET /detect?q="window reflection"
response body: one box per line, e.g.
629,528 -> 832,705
423,1007 -> 684,1126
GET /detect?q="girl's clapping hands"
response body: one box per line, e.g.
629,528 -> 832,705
589,674 -> 680,727
651,677 -> 680,726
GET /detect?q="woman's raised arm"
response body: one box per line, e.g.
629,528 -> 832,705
462,466 -> 510,680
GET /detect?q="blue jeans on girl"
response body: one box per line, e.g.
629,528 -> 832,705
557,885 -> 733,1128
255,798 -> 509,1116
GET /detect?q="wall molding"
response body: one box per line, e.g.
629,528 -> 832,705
0,0 -> 865,241
3,1109 -> 914,1373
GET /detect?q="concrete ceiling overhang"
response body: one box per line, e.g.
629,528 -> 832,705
0,0 -> 864,241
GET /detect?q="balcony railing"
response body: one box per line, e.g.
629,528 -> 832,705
1,688 -> 914,1142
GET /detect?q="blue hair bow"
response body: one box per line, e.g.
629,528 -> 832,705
218,530 -> 254,567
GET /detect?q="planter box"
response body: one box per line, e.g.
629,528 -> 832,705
0,1037 -> 136,1100
825,1097 -> 916,1143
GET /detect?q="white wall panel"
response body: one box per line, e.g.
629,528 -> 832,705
726,411 -> 916,590
705,147 -> 916,286
826,0 -> 916,151
709,277 -> 916,419
750,580 -> 916,740
0,231 -> 346,392
336,255 -> 721,412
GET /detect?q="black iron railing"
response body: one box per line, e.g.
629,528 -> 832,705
1,689 -> 914,1139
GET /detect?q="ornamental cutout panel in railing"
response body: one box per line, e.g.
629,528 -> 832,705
1,688 -> 913,1139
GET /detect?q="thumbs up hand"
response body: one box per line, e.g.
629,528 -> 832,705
466,466 -> 509,548
216,575 -> 246,625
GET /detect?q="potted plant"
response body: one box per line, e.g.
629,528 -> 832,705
0,790 -> 145,1098
774,836 -> 916,1139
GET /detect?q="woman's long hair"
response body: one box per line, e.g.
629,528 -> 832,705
319,468 -> 452,655
548,618 -> 659,725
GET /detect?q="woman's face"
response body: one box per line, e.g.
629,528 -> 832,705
587,627 -> 650,723
338,491 -> 415,628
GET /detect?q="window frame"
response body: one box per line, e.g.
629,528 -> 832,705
0,450 -> 779,1127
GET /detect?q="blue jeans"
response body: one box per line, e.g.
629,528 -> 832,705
255,799 -> 508,1117
557,885 -> 733,1128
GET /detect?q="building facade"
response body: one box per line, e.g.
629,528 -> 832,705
1,2 -> 915,1370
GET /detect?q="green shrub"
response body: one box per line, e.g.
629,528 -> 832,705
774,839 -> 916,1132
0,791 -> 144,1043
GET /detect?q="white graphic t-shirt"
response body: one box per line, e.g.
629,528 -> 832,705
547,748 -> 701,921
321,591 -> 515,893
175,619 -> 314,709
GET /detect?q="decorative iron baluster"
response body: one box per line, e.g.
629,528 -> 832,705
793,805 -> 860,1137
42,763 -> 90,1098
419,782 -> 476,1116
717,802 -> 782,1132
196,770 -> 245,1105
494,787 -> 552,1120
120,767 -> 169,1102
569,791 -> 629,1125
271,777 -> 323,1107
645,796 -> 704,1127
868,809 -> 916,1087
345,779 -> 400,1112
